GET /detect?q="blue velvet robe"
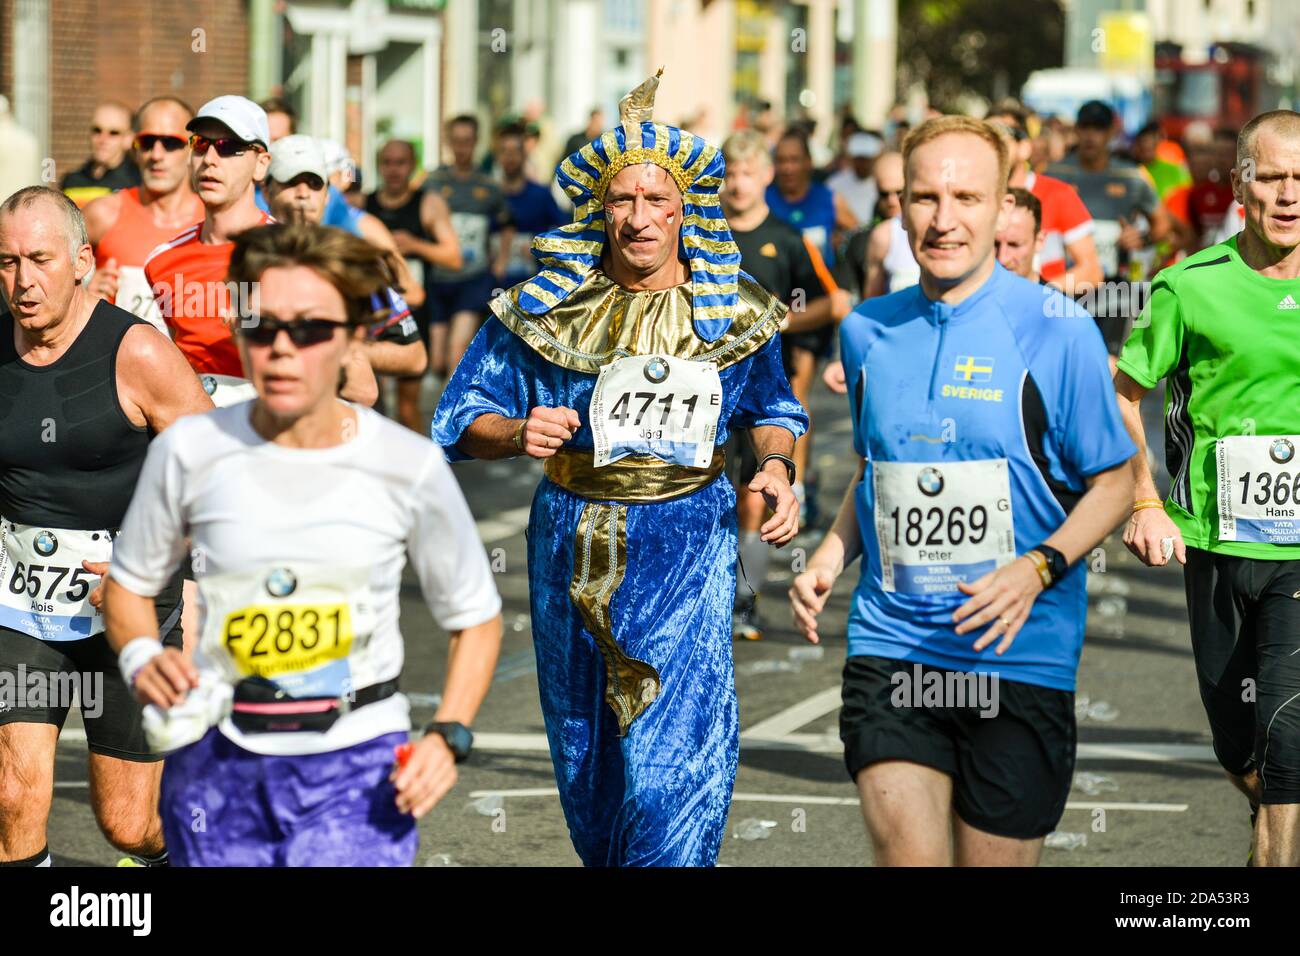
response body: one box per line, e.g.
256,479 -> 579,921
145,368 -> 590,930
432,314 -> 807,866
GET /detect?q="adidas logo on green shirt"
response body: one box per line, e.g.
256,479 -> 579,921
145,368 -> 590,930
1279,294 -> 1299,310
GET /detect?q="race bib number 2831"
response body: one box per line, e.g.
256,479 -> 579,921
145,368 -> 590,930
589,354 -> 722,469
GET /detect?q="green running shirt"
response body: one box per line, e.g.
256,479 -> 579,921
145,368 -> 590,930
1120,235 -> 1300,558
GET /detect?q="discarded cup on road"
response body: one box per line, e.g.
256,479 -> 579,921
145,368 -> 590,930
1086,700 -> 1120,722
470,794 -> 504,816
1044,831 -> 1088,851
1095,596 -> 1127,619
1072,772 -> 1119,796
733,818 -> 778,841
737,659 -> 802,676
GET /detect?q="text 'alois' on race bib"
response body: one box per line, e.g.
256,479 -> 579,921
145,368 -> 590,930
589,354 -> 722,469
873,459 -> 1016,594
1217,436 -> 1300,544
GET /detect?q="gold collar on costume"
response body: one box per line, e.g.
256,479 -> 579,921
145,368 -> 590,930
489,269 -> 785,375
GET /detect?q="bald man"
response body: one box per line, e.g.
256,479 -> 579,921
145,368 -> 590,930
83,97 -> 204,333
1117,109 -> 1300,867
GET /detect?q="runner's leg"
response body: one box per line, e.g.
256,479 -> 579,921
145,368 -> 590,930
0,723 -> 58,861
88,754 -> 165,857
854,761 -> 954,865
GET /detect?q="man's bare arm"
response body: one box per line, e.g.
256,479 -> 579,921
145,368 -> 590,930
364,337 -> 427,377
117,324 -> 214,432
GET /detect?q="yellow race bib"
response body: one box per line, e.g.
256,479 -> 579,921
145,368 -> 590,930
222,603 -> 353,680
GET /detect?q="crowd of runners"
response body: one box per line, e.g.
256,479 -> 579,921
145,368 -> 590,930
0,74 -> 1296,867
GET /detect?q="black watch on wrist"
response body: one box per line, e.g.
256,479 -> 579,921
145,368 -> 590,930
757,453 -> 796,485
424,721 -> 474,762
1034,543 -> 1070,587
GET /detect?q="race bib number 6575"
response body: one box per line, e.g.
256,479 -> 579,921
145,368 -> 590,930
873,459 -> 1016,594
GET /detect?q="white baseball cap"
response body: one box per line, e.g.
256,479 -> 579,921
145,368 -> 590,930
846,132 -> 883,159
187,95 -> 271,148
268,135 -> 328,183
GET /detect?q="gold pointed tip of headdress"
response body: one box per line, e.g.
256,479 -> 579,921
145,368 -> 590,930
619,69 -> 664,127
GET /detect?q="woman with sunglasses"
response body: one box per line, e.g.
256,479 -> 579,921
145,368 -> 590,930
103,223 -> 504,866
84,97 -> 203,335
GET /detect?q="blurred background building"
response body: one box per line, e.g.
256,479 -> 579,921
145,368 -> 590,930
1,0 -> 1298,187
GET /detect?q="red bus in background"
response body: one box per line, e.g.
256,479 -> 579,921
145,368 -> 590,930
1155,42 -> 1282,143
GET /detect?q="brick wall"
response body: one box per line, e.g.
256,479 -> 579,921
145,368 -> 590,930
0,0 -> 13,101
49,0 -> 249,180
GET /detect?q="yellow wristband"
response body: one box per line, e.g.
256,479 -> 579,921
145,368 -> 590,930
1132,500 -> 1165,512
1024,550 -> 1052,589
1133,497 -> 1163,507
512,418 -> 527,454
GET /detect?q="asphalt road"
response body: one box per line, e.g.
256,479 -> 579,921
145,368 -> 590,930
46,376 -> 1249,867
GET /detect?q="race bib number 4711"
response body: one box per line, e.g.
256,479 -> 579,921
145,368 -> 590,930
873,459 -> 1016,594
589,354 -> 722,469
1216,436 -> 1300,544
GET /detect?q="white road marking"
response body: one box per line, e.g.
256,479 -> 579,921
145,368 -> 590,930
53,727 -> 1219,763
475,505 -> 533,544
464,787 -> 1186,813
470,787 -> 559,798
1062,802 -> 1187,812
1076,743 -> 1215,763
741,686 -> 842,739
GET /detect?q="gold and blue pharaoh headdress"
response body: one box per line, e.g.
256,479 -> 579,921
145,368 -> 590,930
518,68 -> 743,342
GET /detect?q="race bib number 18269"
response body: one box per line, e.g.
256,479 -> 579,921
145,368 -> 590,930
873,459 -> 1016,594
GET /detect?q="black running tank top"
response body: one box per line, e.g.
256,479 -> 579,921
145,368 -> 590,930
365,189 -> 428,241
0,301 -> 151,529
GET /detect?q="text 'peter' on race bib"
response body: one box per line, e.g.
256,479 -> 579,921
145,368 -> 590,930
872,458 -> 1016,594
1216,436 -> 1300,544
199,564 -> 376,698
589,354 -> 722,469
114,265 -> 169,337
0,521 -> 113,641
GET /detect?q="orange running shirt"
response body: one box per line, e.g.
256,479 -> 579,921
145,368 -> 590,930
143,212 -> 274,376
94,187 -> 203,269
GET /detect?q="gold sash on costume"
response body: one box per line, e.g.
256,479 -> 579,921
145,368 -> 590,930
546,448 -> 725,735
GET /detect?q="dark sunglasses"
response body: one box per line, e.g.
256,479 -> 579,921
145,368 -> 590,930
239,317 -> 345,347
189,134 -> 261,158
134,133 -> 188,153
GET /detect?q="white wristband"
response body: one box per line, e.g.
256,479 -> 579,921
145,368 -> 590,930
118,637 -> 165,688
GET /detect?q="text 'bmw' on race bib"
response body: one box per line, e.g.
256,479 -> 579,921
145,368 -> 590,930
589,354 -> 722,469
0,520 -> 113,640
1216,436 -> 1300,544
873,459 -> 1016,594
